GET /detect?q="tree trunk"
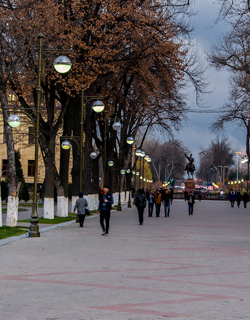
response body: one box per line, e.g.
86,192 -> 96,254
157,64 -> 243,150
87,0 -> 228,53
40,132 -> 56,219
0,85 -> 20,226
58,98 -> 73,216
71,98 -> 81,197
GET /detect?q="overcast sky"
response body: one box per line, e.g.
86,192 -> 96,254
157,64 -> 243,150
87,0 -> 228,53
165,0 -> 246,167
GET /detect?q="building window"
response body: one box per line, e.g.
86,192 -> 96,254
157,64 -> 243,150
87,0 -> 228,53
28,160 -> 35,176
2,160 -> 8,176
28,127 -> 35,144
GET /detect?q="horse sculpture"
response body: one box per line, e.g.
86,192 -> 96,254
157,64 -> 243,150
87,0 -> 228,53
185,153 -> 195,179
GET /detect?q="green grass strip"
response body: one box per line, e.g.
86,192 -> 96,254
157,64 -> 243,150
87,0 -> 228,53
0,226 -> 30,240
19,212 -> 96,224
2,208 -> 28,213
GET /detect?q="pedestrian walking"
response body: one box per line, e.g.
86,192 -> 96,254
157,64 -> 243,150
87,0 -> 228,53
242,192 -> 248,208
73,192 -> 88,227
134,189 -> 146,225
235,190 -> 241,208
97,185 -> 114,236
154,190 -> 162,217
162,188 -> 173,217
147,189 -> 155,217
230,191 -> 235,208
187,191 -> 195,215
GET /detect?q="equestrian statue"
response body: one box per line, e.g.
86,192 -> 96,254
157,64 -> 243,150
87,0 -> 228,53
185,153 -> 195,179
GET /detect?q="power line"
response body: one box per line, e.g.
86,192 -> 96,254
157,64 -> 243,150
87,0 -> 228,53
187,109 -> 226,114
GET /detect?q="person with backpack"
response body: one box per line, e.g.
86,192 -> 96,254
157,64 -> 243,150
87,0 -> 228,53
154,190 -> 162,217
134,189 -> 146,225
97,185 -> 114,236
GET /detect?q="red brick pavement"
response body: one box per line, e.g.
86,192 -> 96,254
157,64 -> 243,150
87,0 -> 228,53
0,200 -> 250,320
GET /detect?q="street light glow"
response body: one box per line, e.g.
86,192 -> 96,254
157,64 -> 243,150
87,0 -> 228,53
61,140 -> 71,150
126,137 -> 134,144
108,161 -> 114,167
92,100 -> 105,113
135,149 -> 141,157
7,115 -> 21,128
53,56 -> 72,74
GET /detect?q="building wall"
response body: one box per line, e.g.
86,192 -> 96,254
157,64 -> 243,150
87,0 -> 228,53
0,112 -> 73,185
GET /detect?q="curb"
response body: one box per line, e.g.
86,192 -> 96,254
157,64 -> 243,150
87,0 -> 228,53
0,213 -> 99,247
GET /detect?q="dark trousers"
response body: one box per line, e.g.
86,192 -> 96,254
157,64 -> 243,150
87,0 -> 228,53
100,210 -> 111,234
148,203 -> 154,217
137,206 -> 144,224
188,203 -> 194,215
155,203 -> 161,217
79,214 -> 85,227
244,201 -> 247,208
231,200 -> 235,207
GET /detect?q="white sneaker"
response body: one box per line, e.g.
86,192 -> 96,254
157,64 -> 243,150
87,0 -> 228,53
101,232 -> 106,236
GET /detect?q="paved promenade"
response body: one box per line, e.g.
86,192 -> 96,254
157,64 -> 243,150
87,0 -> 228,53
1,199 -> 250,320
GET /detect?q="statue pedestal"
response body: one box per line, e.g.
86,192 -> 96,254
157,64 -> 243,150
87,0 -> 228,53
184,179 -> 195,192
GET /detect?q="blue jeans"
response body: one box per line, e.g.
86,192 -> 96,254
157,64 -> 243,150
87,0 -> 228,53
148,203 -> 154,217
164,202 -> 170,217
188,203 -> 193,215
155,203 -> 161,217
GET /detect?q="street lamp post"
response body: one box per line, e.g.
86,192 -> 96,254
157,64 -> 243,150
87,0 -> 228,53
8,35 -> 71,236
29,34 -> 71,237
135,149 -> 141,188
113,121 -> 122,211
62,95 -> 104,198
235,151 -> 241,182
140,151 -> 145,189
126,137 -> 134,208
7,35 -> 73,235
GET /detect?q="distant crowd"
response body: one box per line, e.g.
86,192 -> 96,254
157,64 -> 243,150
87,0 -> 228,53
229,190 -> 248,208
73,185 -> 249,235
133,187 -> 196,224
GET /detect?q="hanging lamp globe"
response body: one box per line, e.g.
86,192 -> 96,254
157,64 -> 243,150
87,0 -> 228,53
53,56 -> 72,74
92,100 -> 105,113
61,140 -> 71,150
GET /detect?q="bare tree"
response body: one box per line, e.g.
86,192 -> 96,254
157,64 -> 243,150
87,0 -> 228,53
197,136 -> 234,182
143,139 -> 187,182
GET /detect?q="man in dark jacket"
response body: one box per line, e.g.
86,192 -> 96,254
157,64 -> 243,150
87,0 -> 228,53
242,192 -> 248,208
187,191 -> 195,215
134,189 -> 146,225
147,189 -> 155,217
97,185 -> 114,236
73,192 -> 88,227
162,189 -> 173,217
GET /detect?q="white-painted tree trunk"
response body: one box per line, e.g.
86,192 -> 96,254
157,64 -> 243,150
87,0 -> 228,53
6,196 -> 18,226
72,196 -> 78,213
0,196 -> 2,227
64,197 -> 68,217
43,198 -> 54,219
56,196 -> 68,217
